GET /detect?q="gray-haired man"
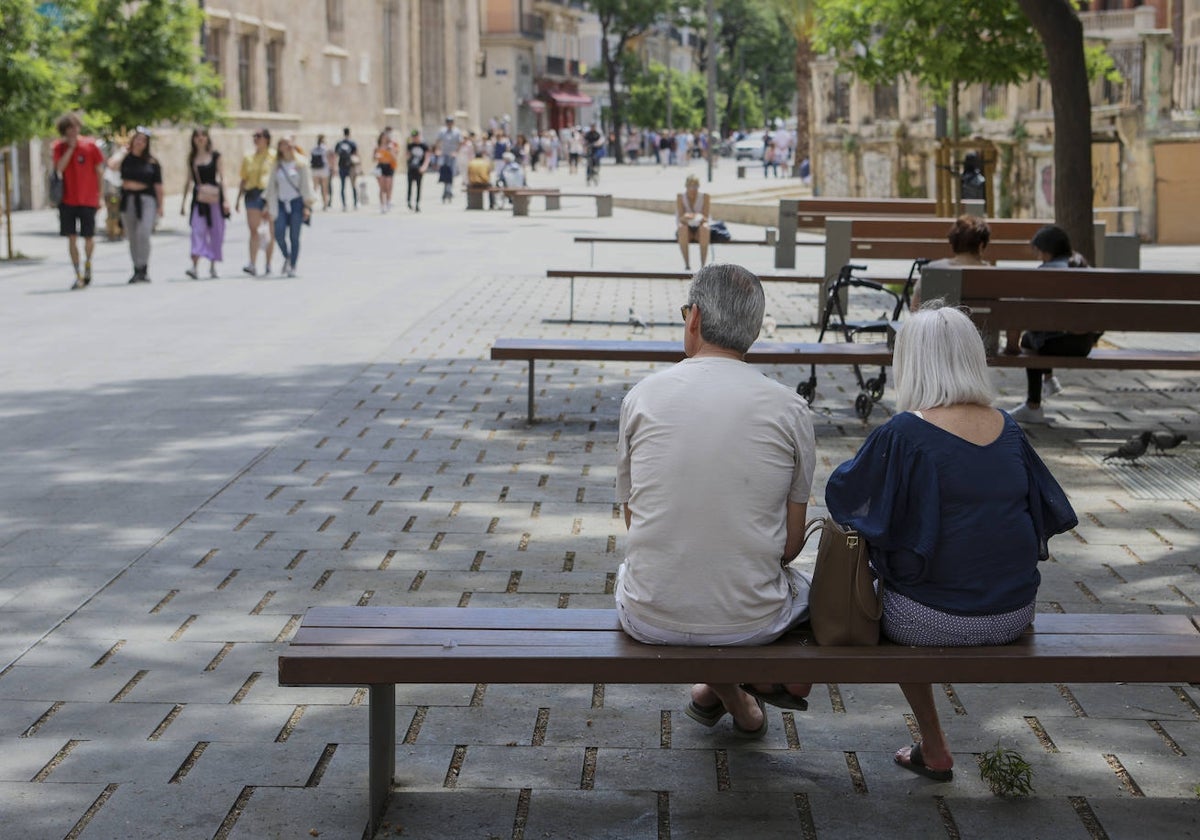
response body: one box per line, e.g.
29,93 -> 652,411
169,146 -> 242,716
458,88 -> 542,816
615,263 -> 816,738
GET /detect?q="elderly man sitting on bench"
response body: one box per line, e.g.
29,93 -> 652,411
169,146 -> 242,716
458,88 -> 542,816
615,263 -> 816,738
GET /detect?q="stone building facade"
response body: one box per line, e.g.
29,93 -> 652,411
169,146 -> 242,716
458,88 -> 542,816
10,0 -> 483,209
809,2 -> 1200,243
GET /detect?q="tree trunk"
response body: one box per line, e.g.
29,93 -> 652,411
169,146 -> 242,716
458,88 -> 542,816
1016,0 -> 1095,264
599,20 -> 625,165
793,33 -> 813,171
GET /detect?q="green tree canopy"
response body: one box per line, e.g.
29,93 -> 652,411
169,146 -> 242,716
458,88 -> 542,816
0,0 -> 79,144
814,0 -> 1048,103
626,62 -> 708,130
76,0 -> 223,135
717,0 -> 794,133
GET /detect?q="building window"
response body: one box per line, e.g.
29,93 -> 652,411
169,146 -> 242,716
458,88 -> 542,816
266,40 -> 282,112
829,75 -> 851,123
237,33 -> 255,111
873,83 -> 899,121
205,26 -> 225,99
327,0 -> 344,42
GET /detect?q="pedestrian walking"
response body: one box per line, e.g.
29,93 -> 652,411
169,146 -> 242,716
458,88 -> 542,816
333,127 -> 359,210
310,134 -> 333,209
235,128 -> 276,276
434,115 -> 464,203
373,131 -> 398,213
180,128 -> 228,279
52,113 -> 105,290
117,127 -> 164,284
406,129 -> 430,211
264,137 -> 315,278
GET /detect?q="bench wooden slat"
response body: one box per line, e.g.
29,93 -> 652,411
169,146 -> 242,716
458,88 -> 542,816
291,607 -> 1200,637
989,348 -> 1200,370
279,634 -> 1200,687
490,338 -> 894,366
846,218 -> 1052,239
299,605 -> 622,631
974,300 -> 1200,333
851,240 -> 1038,261
546,269 -> 822,282
961,268 -> 1200,300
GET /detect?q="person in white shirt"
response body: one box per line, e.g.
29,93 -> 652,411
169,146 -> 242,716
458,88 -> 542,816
616,263 -> 817,739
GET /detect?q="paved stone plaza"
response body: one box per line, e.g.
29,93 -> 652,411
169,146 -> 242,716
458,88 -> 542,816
1,161 -> 1198,839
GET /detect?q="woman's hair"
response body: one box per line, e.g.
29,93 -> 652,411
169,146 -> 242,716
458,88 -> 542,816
129,129 -> 155,162
257,127 -> 271,143
316,133 -> 325,145
947,215 -> 990,255
275,137 -> 293,162
187,128 -> 211,169
893,301 -> 997,411
377,131 -> 388,148
686,263 -> 765,354
684,174 -> 700,188
1030,224 -> 1073,260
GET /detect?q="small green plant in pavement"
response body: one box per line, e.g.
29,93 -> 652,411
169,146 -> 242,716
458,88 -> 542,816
979,742 -> 1035,797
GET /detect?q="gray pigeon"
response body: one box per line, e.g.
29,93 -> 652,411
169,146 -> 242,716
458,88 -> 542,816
628,307 -> 647,332
1102,431 -> 1154,463
1150,431 -> 1187,455
760,313 -> 778,339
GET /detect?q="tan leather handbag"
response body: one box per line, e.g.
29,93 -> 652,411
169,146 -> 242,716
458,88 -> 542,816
803,518 -> 882,645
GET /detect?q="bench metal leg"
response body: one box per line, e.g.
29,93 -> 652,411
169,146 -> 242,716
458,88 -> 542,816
545,194 -> 561,211
368,684 -> 396,835
527,360 -> 536,422
512,194 -> 530,216
596,195 -> 613,217
569,277 -> 575,323
776,198 -> 798,268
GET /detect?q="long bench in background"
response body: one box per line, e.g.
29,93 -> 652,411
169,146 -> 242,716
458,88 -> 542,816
776,198 -> 940,267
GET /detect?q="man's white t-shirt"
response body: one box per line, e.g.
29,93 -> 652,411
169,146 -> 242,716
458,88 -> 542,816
615,356 -> 816,635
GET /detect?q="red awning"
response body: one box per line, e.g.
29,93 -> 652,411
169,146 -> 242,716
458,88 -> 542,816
524,98 -> 546,113
549,91 -> 592,106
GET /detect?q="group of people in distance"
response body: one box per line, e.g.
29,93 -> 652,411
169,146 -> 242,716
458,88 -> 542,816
617,262 -> 1078,780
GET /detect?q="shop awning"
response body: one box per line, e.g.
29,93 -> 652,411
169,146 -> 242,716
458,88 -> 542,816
523,98 -> 546,113
549,91 -> 592,106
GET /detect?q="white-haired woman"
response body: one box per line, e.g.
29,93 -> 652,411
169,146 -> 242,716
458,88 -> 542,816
825,302 -> 1077,782
676,174 -> 710,270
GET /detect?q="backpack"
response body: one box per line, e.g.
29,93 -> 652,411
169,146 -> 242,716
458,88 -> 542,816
310,149 -> 325,169
335,140 -> 355,168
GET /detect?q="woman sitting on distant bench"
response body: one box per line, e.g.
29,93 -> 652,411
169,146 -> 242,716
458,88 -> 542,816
676,174 -> 710,271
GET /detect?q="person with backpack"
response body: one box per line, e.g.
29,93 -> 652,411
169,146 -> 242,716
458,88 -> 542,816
333,128 -> 358,211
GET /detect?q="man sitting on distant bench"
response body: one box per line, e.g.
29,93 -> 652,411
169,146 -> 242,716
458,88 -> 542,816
466,149 -> 495,209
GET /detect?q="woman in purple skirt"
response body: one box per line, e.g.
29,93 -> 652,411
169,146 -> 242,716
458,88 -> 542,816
180,128 -> 228,278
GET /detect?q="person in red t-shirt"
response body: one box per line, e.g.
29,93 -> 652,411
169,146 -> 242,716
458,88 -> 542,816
53,113 -> 106,290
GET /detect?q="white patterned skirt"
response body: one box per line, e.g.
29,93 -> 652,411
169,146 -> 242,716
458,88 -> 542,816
881,587 -> 1035,647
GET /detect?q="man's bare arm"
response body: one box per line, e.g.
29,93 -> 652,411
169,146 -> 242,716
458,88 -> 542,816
782,500 -> 809,562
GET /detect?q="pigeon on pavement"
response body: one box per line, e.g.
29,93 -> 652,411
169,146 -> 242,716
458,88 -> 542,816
761,313 -> 778,340
1150,431 -> 1187,454
1102,431 -> 1154,463
628,307 -> 647,333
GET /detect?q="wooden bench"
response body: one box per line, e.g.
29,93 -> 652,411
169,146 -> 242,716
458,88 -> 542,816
546,268 -> 825,323
512,189 -> 613,218
923,266 -> 1200,369
466,185 -> 517,210
573,232 -> 784,267
776,198 -> 940,267
491,337 -> 890,420
278,606 -> 1200,834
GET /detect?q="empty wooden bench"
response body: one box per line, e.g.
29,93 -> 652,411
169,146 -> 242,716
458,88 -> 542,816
278,606 -> 1200,834
776,198 -> 939,267
490,337 -> 891,420
573,232 -> 783,267
546,268 -> 825,323
512,189 -> 612,217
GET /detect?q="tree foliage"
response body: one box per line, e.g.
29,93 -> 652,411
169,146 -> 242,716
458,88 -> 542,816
814,0 -> 1048,103
584,0 -> 672,162
766,0 -> 818,166
76,0 -> 223,135
0,0 -> 79,144
716,0 -> 794,132
626,62 -> 708,130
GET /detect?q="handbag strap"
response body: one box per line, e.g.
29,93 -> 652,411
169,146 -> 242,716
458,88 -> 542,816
850,539 -> 884,620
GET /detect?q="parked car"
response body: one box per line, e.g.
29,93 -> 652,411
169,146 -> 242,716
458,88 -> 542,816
734,131 -> 767,160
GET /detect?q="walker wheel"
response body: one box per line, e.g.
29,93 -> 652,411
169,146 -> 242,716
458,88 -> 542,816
854,393 -> 873,420
865,377 -> 886,401
796,381 -> 815,404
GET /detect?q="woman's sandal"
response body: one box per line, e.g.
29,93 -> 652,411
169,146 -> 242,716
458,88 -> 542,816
894,743 -> 953,782
731,697 -> 768,740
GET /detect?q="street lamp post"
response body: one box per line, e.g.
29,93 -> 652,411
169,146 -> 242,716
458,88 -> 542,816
706,0 -> 716,183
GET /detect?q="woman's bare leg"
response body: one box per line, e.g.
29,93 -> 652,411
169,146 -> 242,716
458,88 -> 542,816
698,224 -> 711,266
897,683 -> 953,770
677,222 -> 691,269
245,207 -> 263,267
691,683 -> 762,731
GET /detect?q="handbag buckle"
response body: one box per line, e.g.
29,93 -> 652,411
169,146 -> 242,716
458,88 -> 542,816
846,535 -> 859,549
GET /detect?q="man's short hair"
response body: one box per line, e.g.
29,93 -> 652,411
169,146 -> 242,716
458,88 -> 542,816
892,301 -> 997,411
56,113 -> 82,136
342,127 -> 351,136
686,264 -> 765,354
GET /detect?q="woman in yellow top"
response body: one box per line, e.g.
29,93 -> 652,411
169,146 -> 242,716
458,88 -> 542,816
264,137 -> 316,278
235,128 -> 277,276
373,131 -> 399,213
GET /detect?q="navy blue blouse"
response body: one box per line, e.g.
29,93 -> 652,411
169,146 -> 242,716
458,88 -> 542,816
825,411 -> 1078,615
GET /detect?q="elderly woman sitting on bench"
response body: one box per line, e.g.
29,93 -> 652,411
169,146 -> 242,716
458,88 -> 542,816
676,174 -> 710,270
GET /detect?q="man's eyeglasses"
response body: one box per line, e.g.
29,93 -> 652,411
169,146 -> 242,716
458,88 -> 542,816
680,303 -> 693,322
253,133 -> 264,139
